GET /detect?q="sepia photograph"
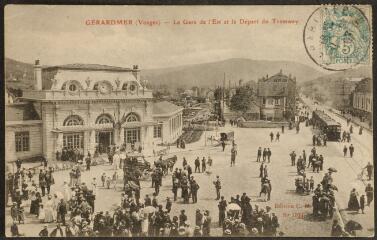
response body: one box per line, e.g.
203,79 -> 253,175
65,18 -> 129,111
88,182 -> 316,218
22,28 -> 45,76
4,4 -> 374,237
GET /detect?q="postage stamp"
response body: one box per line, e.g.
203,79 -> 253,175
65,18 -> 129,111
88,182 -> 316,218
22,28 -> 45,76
304,5 -> 371,71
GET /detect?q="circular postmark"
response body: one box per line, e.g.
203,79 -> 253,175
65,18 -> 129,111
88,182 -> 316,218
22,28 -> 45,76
304,5 -> 371,71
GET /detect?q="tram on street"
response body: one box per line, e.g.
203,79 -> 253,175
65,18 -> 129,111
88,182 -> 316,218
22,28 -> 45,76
312,110 -> 341,141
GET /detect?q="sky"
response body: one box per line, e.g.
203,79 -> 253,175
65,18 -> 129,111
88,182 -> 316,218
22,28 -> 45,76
4,5 -> 371,72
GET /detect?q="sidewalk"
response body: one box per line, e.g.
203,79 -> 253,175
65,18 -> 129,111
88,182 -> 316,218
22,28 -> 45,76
330,109 -> 372,132
302,96 -> 374,237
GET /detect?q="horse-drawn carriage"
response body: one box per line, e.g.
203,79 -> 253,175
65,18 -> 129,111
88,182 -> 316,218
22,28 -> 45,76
154,155 -> 178,175
111,152 -> 152,191
211,131 -> 235,146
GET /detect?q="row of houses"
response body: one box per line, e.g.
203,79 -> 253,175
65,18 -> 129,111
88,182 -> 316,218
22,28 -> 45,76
349,78 -> 372,123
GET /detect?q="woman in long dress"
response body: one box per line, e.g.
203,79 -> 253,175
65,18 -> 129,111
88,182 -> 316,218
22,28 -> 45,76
52,194 -> 60,221
63,182 -> 72,203
29,191 -> 39,215
38,204 -> 45,222
113,153 -> 120,170
348,188 -> 360,211
141,211 -> 149,236
44,196 -> 55,223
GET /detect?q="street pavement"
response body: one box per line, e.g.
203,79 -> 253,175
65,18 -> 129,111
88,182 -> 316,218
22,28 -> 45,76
5,110 -> 373,236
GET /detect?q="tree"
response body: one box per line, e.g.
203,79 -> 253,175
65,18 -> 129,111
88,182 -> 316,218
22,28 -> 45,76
229,87 -> 254,114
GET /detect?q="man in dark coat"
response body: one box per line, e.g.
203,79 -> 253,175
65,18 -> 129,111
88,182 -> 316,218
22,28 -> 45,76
241,197 -> 252,225
257,147 -> 262,162
85,155 -> 91,171
194,157 -> 200,173
262,148 -> 267,162
179,210 -> 187,227
259,163 -> 265,178
201,157 -> 207,172
365,162 -> 373,180
267,148 -> 272,163
349,144 -> 354,158
166,197 -> 172,213
213,176 -> 221,200
144,194 -> 152,206
191,180 -> 200,203
195,209 -> 203,227
45,171 -> 54,195
218,196 -> 227,227
303,150 -> 307,162
39,170 -> 46,196
187,164 -> 192,179
365,183 -> 374,206
57,199 -> 68,225
290,151 -> 297,166
271,213 -> 279,236
15,159 -> 22,170
172,178 -> 178,201
202,210 -> 211,236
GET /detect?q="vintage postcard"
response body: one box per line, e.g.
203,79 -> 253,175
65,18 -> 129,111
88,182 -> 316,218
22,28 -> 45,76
4,4 -> 374,237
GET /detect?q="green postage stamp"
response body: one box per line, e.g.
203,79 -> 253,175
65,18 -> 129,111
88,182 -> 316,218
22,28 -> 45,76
304,5 -> 371,71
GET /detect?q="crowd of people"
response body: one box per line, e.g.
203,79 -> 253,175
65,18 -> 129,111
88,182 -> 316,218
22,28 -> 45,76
7,102 -> 373,237
256,147 -> 272,163
218,194 -> 280,236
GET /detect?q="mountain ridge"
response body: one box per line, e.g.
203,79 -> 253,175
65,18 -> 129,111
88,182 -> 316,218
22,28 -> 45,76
5,57 -> 371,92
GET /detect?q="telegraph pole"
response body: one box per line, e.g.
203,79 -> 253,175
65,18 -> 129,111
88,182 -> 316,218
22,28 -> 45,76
222,73 -> 226,121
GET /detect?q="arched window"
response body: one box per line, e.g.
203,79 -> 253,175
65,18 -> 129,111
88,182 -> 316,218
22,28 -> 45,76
96,114 -> 113,124
63,115 -> 84,126
125,113 -> 139,122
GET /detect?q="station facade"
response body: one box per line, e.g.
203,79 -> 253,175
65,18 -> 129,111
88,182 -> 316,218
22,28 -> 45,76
6,60 -> 183,162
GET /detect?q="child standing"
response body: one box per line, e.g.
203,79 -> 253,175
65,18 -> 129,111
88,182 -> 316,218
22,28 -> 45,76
360,194 -> 365,214
17,206 -> 25,224
309,176 -> 315,192
38,204 -> 45,223
106,177 -> 111,189
11,203 -> 18,224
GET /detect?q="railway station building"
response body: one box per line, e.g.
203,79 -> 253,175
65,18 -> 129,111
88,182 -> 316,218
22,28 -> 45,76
5,60 -> 183,162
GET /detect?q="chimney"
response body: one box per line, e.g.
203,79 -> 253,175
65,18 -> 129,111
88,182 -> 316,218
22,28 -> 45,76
34,59 -> 42,90
132,64 -> 140,81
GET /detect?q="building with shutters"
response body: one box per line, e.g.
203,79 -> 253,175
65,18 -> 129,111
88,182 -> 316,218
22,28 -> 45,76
257,70 -> 297,121
5,60 -> 183,162
351,77 -> 372,122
